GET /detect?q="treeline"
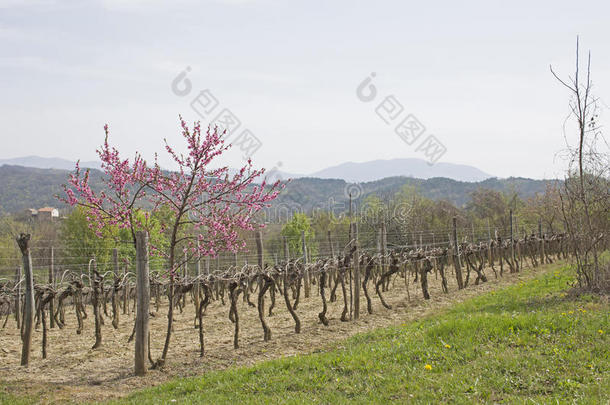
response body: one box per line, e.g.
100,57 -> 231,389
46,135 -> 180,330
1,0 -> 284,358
264,183 -> 564,263
0,183 -> 563,280
0,164 -> 555,215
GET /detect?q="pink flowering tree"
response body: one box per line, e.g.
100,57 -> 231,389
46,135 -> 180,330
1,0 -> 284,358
61,117 -> 282,365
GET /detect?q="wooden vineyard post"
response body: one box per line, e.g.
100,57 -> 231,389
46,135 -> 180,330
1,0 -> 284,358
16,234 -> 34,367
255,230 -> 271,341
112,248 -> 120,329
348,192 -> 353,226
495,229 -> 504,276
376,226 -> 382,256
328,230 -> 335,258
282,235 -> 300,333
49,246 -> 55,328
352,223 -> 360,320
515,216 -> 523,266
487,231 -> 494,270
283,236 -> 289,261
447,235 -> 452,262
510,210 -> 517,272
381,222 -> 387,273
256,230 -> 264,270
487,219 -> 493,269
487,218 -> 492,241
123,263 -> 128,315
135,231 -> 150,376
301,230 -> 310,298
446,237 -> 454,293
447,233 -> 453,265
15,266 -> 21,329
91,256 -> 102,349
347,225 -> 353,320
452,217 -> 464,289
538,218 -> 545,266
194,243 -> 201,313
255,229 -> 264,310
182,251 -> 188,307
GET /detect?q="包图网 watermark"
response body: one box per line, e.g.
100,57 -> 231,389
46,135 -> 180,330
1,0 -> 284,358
356,72 -> 447,165
171,66 -> 263,161
259,182 -> 414,227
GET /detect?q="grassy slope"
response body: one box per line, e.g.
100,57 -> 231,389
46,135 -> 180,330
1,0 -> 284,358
110,264 -> 609,404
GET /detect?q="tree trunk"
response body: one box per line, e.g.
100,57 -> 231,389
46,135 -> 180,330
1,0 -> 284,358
91,258 -> 102,349
49,247 -> 55,329
135,231 -> 150,376
16,234 -> 34,367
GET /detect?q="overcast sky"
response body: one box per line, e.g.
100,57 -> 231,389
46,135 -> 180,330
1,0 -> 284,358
1,0 -> 609,179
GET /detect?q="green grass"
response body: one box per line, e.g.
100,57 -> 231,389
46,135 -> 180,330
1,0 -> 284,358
0,387 -> 36,405
111,265 -> 609,404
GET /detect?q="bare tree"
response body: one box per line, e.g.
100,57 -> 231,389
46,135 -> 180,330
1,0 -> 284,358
551,37 -> 610,291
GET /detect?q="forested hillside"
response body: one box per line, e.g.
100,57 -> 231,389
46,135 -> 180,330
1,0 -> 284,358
272,176 -> 555,212
0,164 -> 554,214
0,165 -> 106,214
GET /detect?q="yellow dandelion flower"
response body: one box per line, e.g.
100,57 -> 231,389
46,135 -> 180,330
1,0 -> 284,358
568,310 -> 574,314
598,330 -> 604,335
424,364 -> 432,371
445,344 -> 451,349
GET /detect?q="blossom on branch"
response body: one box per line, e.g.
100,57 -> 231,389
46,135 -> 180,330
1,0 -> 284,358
60,116 -> 284,273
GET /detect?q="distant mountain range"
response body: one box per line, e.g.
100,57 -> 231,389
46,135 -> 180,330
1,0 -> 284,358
0,156 -> 491,183
0,164 -> 554,215
310,158 -> 492,182
0,156 -> 101,171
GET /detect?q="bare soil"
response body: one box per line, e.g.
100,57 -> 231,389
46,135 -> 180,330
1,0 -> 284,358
0,264 -> 551,403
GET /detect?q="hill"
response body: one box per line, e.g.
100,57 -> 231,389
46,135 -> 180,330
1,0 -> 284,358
0,165 -> 106,214
0,156 -> 101,171
0,165 -> 553,215
274,176 -> 554,213
311,158 -> 492,182
1,156 -> 491,183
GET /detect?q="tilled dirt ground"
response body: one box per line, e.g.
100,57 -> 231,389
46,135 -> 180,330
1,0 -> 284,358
0,263 -> 551,403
